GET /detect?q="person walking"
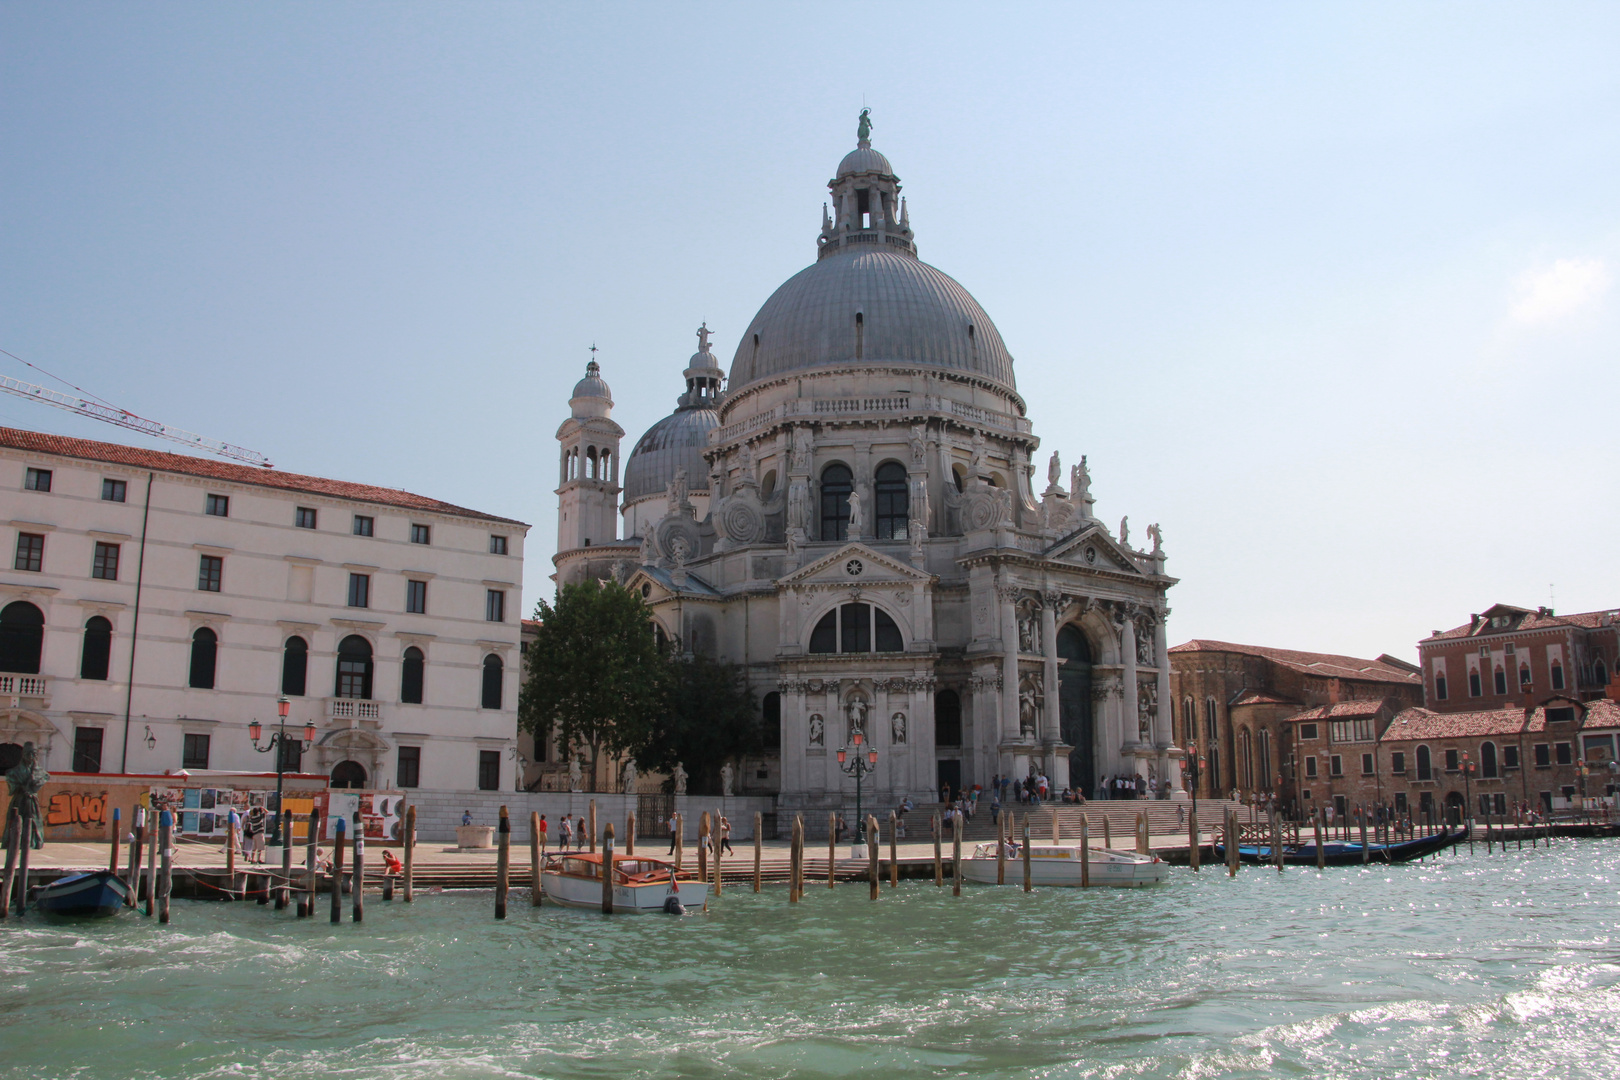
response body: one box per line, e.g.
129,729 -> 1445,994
718,816 -> 734,855
667,811 -> 680,854
559,815 -> 573,851
576,815 -> 588,850
538,814 -> 549,850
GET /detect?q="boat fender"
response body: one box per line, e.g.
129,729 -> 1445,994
663,895 -> 686,916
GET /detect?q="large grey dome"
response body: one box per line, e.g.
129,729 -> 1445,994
622,406 -> 718,503
727,249 -> 1018,394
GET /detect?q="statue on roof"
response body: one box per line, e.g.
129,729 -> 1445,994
696,322 -> 712,354
857,108 -> 873,144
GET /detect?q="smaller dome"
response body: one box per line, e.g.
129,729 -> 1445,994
571,360 -> 611,401
622,408 -> 718,503
837,146 -> 892,177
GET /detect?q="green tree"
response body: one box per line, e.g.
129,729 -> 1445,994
636,653 -> 760,795
518,581 -> 666,791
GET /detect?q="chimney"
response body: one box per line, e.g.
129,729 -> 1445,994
1523,692 -> 1536,720
1328,679 -> 1341,706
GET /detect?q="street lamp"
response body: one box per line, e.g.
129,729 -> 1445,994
1460,749 -> 1476,827
249,696 -> 318,846
1184,740 -> 1205,816
836,724 -> 879,849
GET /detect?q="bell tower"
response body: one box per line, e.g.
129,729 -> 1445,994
556,352 -> 624,554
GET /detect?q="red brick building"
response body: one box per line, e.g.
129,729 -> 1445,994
1168,641 -> 1423,801
1418,603 -> 1620,711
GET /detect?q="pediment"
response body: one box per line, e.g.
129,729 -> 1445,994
624,564 -> 720,602
778,543 -> 934,590
1044,524 -> 1144,574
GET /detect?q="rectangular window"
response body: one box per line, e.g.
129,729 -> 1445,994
102,478 -> 127,502
24,467 -> 51,492
295,507 -> 317,530
1395,792 -> 1408,814
182,733 -> 211,770
1555,742 -> 1572,765
410,524 -> 430,545
1298,723 -> 1318,741
489,535 -> 508,555
1546,706 -> 1575,724
1494,669 -> 1508,695
198,554 -> 223,592
485,589 -> 505,623
477,749 -> 500,791
92,541 -> 120,580
1444,748 -> 1459,772
1391,751 -> 1406,774
1534,743 -> 1550,768
1503,744 -> 1520,769
396,746 -> 421,789
205,493 -> 229,517
406,579 -> 427,614
353,515 -> 374,537
14,532 -> 44,572
72,727 -> 104,773
348,573 -> 370,608
1304,757 -> 1318,778
1361,753 -> 1375,776
1330,755 -> 1343,777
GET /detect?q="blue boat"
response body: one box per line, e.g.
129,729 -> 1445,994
33,870 -> 133,918
1215,826 -> 1465,866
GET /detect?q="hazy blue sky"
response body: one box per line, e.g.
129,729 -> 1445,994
3,4 -> 1616,661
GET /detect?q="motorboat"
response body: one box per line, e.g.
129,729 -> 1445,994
540,852 -> 711,913
1214,826 -> 1465,866
959,842 -> 1168,888
32,870 -> 132,918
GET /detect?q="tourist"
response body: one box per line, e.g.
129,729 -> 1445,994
538,814 -> 549,849
246,804 -> 268,864
835,814 -> 849,842
1037,773 -> 1049,803
462,809 -> 473,827
989,790 -> 1001,818
666,811 -> 679,854
718,816 -> 734,855
560,815 -> 574,850
576,815 -> 588,850
381,849 -> 403,876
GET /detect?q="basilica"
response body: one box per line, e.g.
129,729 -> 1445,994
552,117 -> 1180,811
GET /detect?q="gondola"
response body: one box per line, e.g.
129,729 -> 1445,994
32,870 -> 133,918
1214,826 -> 1465,867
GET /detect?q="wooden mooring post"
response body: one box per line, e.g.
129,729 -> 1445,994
1080,816 -> 1090,887
712,809 -> 722,897
1274,814 -> 1284,872
0,806 -> 19,918
827,812 -> 837,889
108,807 -> 121,878
531,812 -> 543,907
301,809 -> 321,917
674,811 -> 683,869
352,814 -> 365,923
1359,813 -> 1369,864
157,811 -> 173,924
403,805 -> 415,903
601,822 -> 614,915
1022,816 -> 1032,893
753,812 -> 763,893
277,810 -> 293,909
626,811 -> 636,857
1188,809 -> 1200,871
588,800 -> 598,854
1103,816 -> 1112,851
932,813 -> 943,886
952,811 -> 963,896
1225,810 -> 1239,877
144,810 -> 158,916
697,812 -> 709,883
127,807 -> 143,906
225,809 -> 238,900
996,811 -> 1006,885
494,805 -> 510,920
888,811 -> 898,889
1315,812 -> 1325,870
1136,812 -> 1149,855
329,817 -> 346,924
789,814 -> 804,902
867,815 -> 879,900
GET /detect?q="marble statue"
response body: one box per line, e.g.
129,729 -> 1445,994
1072,456 -> 1091,503
847,696 -> 868,740
568,754 -> 583,792
891,711 -> 907,744
808,713 -> 825,746
4,741 -> 48,849
846,488 -> 863,534
1047,451 -> 1062,490
696,322 -> 711,353
720,762 -> 735,797
672,762 -> 688,795
667,468 -> 688,512
1147,522 -> 1163,555
621,758 -> 638,794
1118,515 -> 1129,547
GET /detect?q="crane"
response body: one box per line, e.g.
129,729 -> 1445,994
0,371 -> 273,468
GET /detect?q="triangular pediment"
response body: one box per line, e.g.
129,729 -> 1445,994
624,564 -> 719,602
1044,523 -> 1144,574
778,543 -> 934,589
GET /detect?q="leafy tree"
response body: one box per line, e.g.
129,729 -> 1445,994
518,581 -> 665,791
636,652 -> 760,795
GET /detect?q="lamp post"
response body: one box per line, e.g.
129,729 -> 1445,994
1184,740 -> 1205,817
1460,749 -> 1476,827
249,696 -> 318,846
836,724 -> 879,847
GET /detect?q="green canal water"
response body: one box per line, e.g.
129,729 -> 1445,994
3,841 -> 1618,1079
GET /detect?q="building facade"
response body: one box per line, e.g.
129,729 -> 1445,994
549,121 -> 1180,809
1418,602 -> 1620,711
1167,640 -> 1423,801
0,428 -> 527,793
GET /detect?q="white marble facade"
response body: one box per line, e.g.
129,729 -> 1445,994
554,121 -> 1179,810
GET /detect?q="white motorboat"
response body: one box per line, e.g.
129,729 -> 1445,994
540,852 -> 711,913
959,841 -> 1168,888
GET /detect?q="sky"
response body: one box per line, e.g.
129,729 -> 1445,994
3,3 -> 1617,663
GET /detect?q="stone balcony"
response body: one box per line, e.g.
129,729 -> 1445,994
326,697 -> 382,728
0,673 -> 48,705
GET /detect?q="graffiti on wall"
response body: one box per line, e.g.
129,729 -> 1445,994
46,790 -> 109,829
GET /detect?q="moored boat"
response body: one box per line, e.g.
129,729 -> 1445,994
1215,826 -> 1465,867
33,870 -> 133,918
959,842 -> 1168,888
540,852 -> 711,913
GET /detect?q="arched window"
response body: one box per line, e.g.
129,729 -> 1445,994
1481,740 -> 1499,778
401,646 -> 424,704
1596,660 -> 1610,687
874,462 -> 909,540
807,603 -> 904,654
1551,661 -> 1565,691
335,635 -> 373,699
1493,666 -> 1507,695
1469,668 -> 1482,696
1239,728 -> 1253,790
819,464 -> 853,541
762,691 -> 781,750
189,627 -> 218,689
330,760 -> 367,789
281,636 -> 308,696
0,600 -> 44,674
1182,698 -> 1195,745
80,616 -> 112,681
935,689 -> 962,747
481,654 -> 503,710
600,449 -> 612,481
1257,728 -> 1272,787
585,447 -> 597,479
1416,744 -> 1432,781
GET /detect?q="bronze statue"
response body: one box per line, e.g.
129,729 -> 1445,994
5,741 -> 48,849
857,108 -> 873,143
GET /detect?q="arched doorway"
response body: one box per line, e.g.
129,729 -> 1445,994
330,760 -> 368,789
1444,791 -> 1466,825
1057,625 -> 1094,797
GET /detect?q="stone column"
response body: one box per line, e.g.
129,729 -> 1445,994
1154,615 -> 1181,789
999,585 -> 1021,744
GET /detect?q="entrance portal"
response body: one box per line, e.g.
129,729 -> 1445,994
1057,625 -> 1094,798
331,760 -> 368,789
937,758 -> 962,801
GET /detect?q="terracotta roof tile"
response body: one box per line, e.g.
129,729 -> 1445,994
1169,639 -> 1421,685
0,426 -> 526,526
1379,697 -> 1619,740
1285,700 -> 1389,722
1229,688 -> 1302,707
1423,603 -> 1619,641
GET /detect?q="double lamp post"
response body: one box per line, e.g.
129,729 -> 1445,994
248,696 -> 317,846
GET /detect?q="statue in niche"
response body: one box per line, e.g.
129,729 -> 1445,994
1118,515 -> 1129,547
1018,680 -> 1040,739
668,535 -> 689,569
846,488 -> 864,534
787,478 -> 810,531
1147,522 -> 1163,555
969,432 -> 987,477
1137,629 -> 1155,667
846,696 -> 868,742
909,423 -> 927,465
672,762 -> 688,795
790,427 -> 814,474
808,713 -> 825,747
891,711 -> 907,744
568,755 -> 583,792
720,761 -> 735,797
1018,608 -> 1038,654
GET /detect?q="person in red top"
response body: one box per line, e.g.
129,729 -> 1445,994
538,814 -> 549,849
